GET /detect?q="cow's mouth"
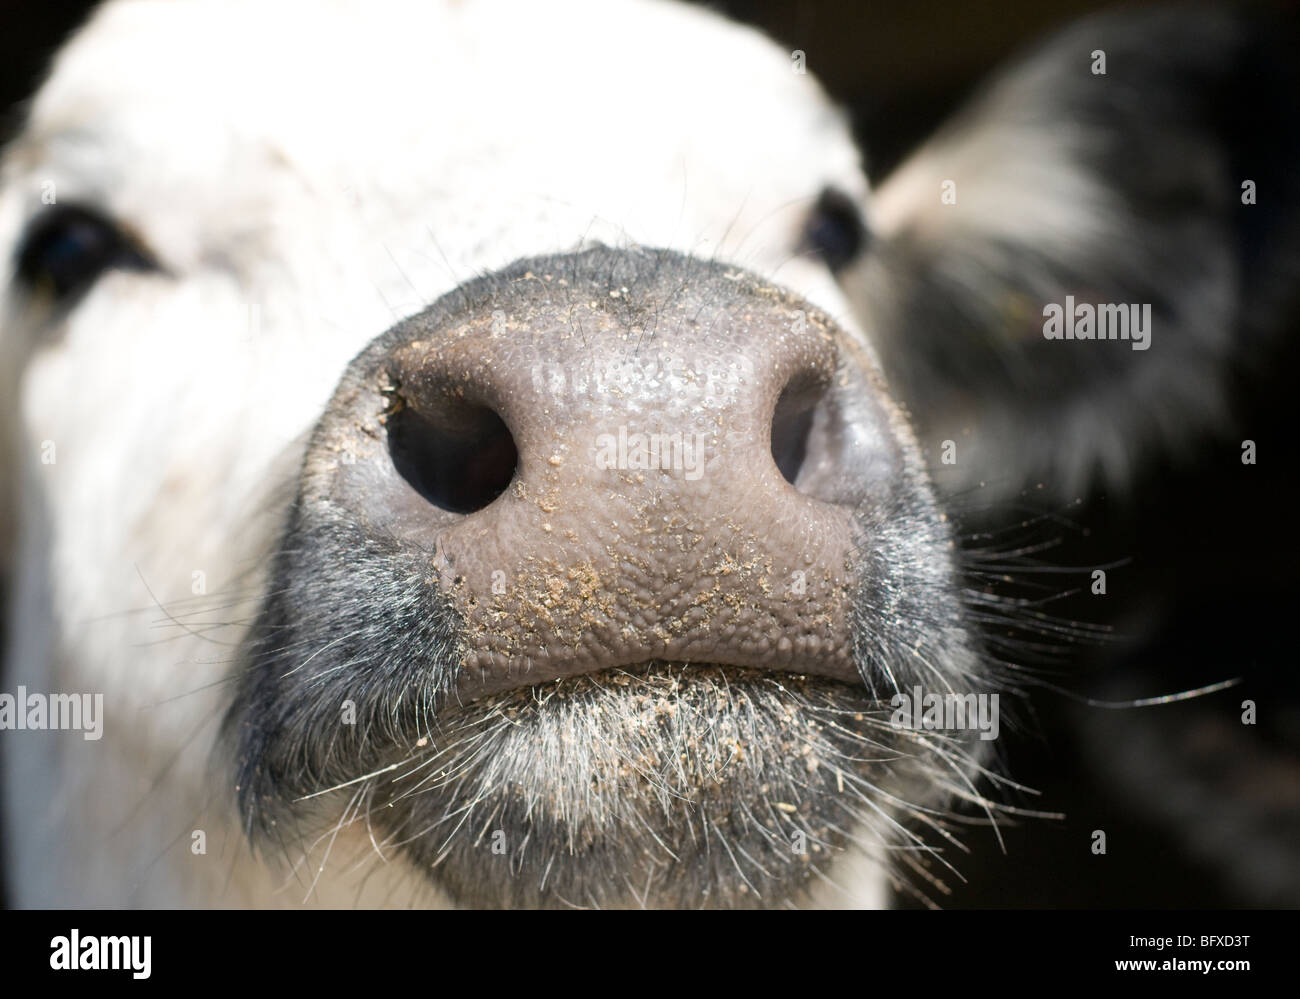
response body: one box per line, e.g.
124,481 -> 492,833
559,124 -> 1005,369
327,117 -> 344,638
298,662 -> 949,909
229,630 -> 987,908
224,514 -> 988,908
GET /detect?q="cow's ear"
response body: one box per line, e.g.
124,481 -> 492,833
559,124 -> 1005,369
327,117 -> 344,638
844,8 -> 1300,502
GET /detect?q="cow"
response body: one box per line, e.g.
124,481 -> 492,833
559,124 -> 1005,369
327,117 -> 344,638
0,0 -> 1295,908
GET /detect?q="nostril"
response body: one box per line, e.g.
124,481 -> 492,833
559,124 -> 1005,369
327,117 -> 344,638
771,376 -> 824,487
387,399 -> 518,514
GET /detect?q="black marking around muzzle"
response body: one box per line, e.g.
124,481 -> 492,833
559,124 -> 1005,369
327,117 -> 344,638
224,503 -> 467,843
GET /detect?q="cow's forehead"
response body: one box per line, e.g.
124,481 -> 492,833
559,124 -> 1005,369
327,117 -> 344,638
5,0 -> 866,284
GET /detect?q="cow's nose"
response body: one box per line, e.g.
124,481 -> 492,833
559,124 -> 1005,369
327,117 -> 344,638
311,248 -> 904,698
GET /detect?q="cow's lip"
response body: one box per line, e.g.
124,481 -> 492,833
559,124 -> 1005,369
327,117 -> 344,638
449,655 -> 863,706
358,659 -> 903,908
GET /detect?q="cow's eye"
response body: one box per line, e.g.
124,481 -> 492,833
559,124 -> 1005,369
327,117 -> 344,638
14,203 -> 155,305
803,187 -> 869,272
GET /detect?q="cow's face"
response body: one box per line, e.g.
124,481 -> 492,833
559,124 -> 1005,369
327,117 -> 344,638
0,0 -> 989,908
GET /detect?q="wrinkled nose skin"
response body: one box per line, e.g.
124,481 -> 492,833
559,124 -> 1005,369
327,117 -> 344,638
307,246 -> 907,701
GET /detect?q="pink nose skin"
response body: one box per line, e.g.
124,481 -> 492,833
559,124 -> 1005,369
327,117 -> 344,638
310,247 -> 910,702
